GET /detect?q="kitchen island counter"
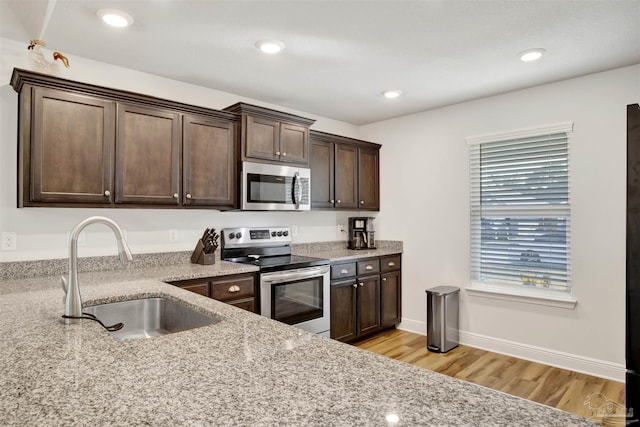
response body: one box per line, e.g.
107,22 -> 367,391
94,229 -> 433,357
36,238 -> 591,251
0,276 -> 595,426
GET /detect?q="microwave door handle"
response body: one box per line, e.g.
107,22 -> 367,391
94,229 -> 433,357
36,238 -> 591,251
292,172 -> 301,208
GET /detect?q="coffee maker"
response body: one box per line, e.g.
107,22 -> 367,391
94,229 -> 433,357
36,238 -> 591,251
348,217 -> 376,250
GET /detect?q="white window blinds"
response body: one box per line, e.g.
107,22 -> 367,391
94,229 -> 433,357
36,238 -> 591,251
469,127 -> 571,293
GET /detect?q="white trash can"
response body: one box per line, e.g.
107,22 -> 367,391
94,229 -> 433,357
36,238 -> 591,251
426,286 -> 460,353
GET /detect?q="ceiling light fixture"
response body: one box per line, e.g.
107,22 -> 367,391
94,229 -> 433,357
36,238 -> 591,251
382,90 -> 402,99
255,39 -> 285,54
97,9 -> 134,28
519,48 -> 546,62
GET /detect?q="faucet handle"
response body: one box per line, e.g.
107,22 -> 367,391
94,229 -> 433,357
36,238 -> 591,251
60,276 -> 68,293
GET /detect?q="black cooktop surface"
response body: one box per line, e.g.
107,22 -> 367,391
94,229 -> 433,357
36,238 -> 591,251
226,254 -> 330,273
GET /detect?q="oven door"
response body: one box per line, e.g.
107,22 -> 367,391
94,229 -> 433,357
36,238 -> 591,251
242,162 -> 310,211
260,265 -> 330,336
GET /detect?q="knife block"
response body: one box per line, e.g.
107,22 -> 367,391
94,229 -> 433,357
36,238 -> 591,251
191,240 -> 216,265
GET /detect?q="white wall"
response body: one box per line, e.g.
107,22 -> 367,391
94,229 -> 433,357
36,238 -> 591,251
0,37 -> 364,261
360,65 -> 640,380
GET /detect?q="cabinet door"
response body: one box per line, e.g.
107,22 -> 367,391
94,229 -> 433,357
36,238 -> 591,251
330,279 -> 357,342
115,103 -> 181,204
30,87 -> 114,204
183,115 -> 236,207
279,122 -> 309,165
334,143 -> 358,209
357,275 -> 380,336
310,139 -> 335,208
244,115 -> 279,161
358,147 -> 379,210
380,271 -> 401,327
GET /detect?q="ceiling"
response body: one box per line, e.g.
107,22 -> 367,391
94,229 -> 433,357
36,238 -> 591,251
1,0 -> 639,125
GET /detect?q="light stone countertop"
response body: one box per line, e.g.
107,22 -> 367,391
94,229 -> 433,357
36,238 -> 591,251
0,275 -> 596,425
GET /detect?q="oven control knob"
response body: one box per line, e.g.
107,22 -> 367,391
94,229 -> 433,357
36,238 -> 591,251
236,232 -> 242,239
228,233 -> 235,239
283,230 -> 288,236
271,231 -> 277,237
277,231 -> 283,237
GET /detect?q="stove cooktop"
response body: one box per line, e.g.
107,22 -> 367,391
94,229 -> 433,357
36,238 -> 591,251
226,254 -> 330,273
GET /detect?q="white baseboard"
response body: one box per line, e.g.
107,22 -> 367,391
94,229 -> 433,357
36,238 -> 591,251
398,318 -> 625,382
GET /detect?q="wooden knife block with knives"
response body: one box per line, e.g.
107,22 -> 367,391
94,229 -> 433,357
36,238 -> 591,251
191,228 -> 219,265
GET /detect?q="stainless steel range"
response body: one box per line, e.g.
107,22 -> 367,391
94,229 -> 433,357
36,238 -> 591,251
221,227 -> 331,337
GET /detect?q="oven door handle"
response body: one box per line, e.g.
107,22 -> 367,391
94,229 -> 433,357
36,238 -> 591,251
292,172 -> 301,209
261,266 -> 329,285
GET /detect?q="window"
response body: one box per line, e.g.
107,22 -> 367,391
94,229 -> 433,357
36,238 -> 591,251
468,123 -> 573,298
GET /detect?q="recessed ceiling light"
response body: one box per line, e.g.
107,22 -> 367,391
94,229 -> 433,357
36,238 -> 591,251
97,9 -> 134,28
382,90 -> 402,99
255,39 -> 285,54
519,48 -> 546,62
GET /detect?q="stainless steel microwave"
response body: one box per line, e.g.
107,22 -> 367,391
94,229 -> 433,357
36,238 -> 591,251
241,162 -> 311,211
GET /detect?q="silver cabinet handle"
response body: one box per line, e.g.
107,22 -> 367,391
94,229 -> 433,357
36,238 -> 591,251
360,201 -> 365,205
276,151 -> 281,156
282,152 -> 287,157
359,283 -> 364,287
382,277 -> 387,282
330,199 -> 335,203
388,262 -> 395,267
340,269 -> 349,274
104,190 -> 111,197
186,194 -> 192,199
228,285 -> 241,293
365,265 -> 373,270
352,284 -> 357,288
337,200 -> 341,204
173,193 -> 179,199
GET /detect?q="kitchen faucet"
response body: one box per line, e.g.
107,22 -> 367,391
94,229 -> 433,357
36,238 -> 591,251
62,216 -> 133,324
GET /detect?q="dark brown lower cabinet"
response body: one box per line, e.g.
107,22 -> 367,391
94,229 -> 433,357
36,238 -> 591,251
169,273 -> 257,313
330,254 -> 401,343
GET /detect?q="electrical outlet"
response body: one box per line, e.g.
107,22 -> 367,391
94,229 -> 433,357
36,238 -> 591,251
1,232 -> 17,251
291,225 -> 298,236
169,229 -> 179,243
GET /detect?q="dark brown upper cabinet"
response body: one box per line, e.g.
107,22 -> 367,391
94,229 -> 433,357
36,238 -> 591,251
224,102 -> 315,166
115,103 -> 181,205
25,86 -> 115,205
309,130 -> 380,211
182,115 -> 236,208
11,68 -> 238,209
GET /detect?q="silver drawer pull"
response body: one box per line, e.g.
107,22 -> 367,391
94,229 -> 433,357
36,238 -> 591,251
382,277 -> 387,281
365,265 -> 373,270
228,285 -> 241,293
359,283 -> 364,287
388,262 -> 395,267
352,284 -> 357,288
340,269 -> 349,274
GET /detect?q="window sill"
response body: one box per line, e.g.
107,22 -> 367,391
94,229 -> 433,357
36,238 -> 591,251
466,282 -> 577,309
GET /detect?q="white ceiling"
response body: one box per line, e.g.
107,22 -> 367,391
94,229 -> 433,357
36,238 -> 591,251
1,0 -> 639,125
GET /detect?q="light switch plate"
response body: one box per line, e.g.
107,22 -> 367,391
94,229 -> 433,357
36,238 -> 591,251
1,232 -> 17,251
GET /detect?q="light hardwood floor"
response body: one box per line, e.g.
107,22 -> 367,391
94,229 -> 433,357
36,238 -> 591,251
355,329 -> 626,425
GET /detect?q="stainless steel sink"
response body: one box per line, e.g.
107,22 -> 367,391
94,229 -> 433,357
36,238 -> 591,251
84,297 -> 219,340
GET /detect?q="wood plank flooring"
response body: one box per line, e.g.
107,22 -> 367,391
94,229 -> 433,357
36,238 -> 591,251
355,329 -> 626,426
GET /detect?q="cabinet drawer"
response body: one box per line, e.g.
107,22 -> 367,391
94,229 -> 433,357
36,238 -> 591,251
211,276 -> 255,301
331,263 -> 356,279
357,259 -> 380,275
381,255 -> 401,272
179,282 -> 209,297
227,298 -> 255,313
